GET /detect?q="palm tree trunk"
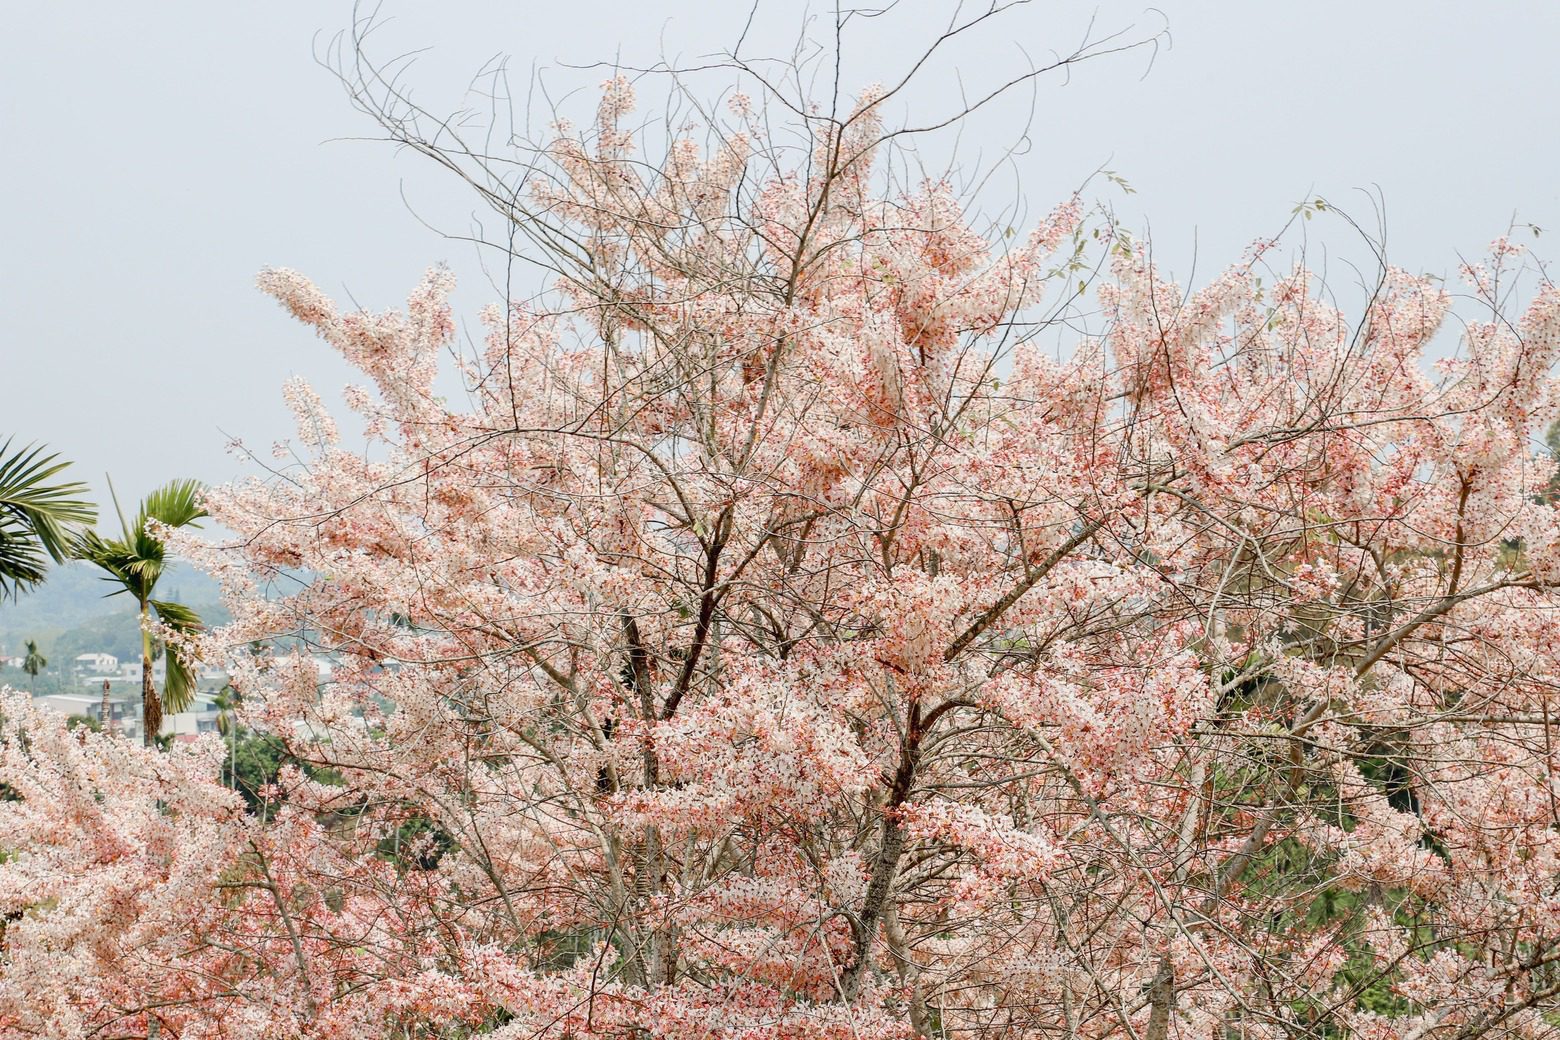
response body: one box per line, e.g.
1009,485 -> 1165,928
142,652 -> 159,747
140,604 -> 160,747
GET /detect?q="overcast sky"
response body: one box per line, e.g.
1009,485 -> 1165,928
4,1 -> 1559,510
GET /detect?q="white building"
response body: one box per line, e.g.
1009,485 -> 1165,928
33,684 -> 220,743
72,652 -> 119,674
33,690 -> 142,738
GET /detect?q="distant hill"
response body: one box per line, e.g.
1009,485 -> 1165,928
0,561 -> 229,680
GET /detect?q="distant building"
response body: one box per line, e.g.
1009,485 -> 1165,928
33,688 -> 141,738
32,682 -> 221,742
165,691 -> 223,737
72,652 -> 119,674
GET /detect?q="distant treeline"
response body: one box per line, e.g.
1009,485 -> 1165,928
0,560 -> 227,682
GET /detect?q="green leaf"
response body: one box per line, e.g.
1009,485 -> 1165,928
139,478 -> 207,532
151,598 -> 204,715
0,439 -> 95,600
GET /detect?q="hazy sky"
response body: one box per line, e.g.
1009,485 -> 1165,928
5,2 -> 1559,510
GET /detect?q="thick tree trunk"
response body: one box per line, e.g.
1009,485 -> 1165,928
844,812 -> 907,999
841,703 -> 923,1000
1145,954 -> 1174,1040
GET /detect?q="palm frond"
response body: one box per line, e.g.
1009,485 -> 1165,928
0,439 -> 96,599
162,651 -> 199,715
77,530 -> 148,598
150,598 -> 204,715
139,479 -> 207,532
78,479 -> 203,601
0,520 -> 49,599
149,598 -> 202,633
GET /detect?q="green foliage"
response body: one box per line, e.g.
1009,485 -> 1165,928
221,727 -> 293,816
375,814 -> 455,871
79,479 -> 207,604
77,479 -> 208,717
21,639 -> 44,678
64,712 -> 101,733
0,440 -> 95,602
219,710 -> 349,820
148,598 -> 203,713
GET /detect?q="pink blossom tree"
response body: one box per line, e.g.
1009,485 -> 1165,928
8,10 -> 1560,1040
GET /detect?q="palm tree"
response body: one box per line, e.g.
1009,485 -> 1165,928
78,479 -> 207,747
21,639 -> 45,678
0,439 -> 95,600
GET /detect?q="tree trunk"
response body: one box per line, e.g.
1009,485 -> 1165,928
841,700 -> 923,1000
139,602 -> 162,748
142,651 -> 160,747
1145,954 -> 1174,1040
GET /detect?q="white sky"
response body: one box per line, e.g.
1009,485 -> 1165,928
4,1 -> 1559,508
